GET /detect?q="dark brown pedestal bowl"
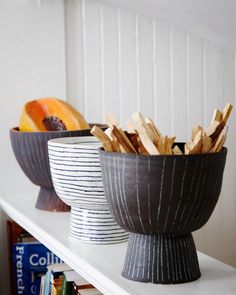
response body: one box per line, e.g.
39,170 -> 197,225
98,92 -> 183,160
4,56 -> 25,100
99,144 -> 227,284
10,126 -> 102,211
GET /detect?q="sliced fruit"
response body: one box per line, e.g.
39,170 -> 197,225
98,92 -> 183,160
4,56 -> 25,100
42,115 -> 67,131
19,97 -> 89,131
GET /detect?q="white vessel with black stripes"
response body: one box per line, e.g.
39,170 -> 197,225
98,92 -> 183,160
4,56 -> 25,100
48,136 -> 128,244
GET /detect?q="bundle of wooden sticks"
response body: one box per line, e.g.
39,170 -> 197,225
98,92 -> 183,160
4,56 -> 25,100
91,103 -> 233,155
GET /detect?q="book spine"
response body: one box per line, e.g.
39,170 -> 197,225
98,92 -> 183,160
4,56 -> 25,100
13,244 -> 28,294
43,270 -> 51,295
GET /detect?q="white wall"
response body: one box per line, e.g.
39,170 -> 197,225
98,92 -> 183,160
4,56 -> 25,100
0,0 -> 66,194
0,0 -> 66,292
65,0 -> 236,267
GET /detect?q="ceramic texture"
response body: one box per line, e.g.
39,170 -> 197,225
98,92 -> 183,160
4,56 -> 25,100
99,144 -> 227,283
48,136 -> 128,244
10,126 -> 98,212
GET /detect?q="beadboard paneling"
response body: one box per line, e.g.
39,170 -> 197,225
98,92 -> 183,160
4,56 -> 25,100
155,22 -> 172,135
65,0 -> 236,267
138,16 -> 154,118
171,28 -> 187,140
187,34 -> 204,131
65,0 -> 85,113
119,10 -> 137,125
102,5 -> 120,119
83,1 -> 103,122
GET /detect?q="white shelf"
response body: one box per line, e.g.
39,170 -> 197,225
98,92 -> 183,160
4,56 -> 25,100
1,192 -> 236,295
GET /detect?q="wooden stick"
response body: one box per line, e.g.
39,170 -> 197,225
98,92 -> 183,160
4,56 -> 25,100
105,127 -> 114,140
205,120 -> 222,138
137,137 -> 149,155
185,131 -> 202,155
184,144 -> 191,155
185,139 -> 202,155
211,109 -> 223,125
222,103 -> 233,125
105,128 -> 121,152
169,136 -> 176,146
145,123 -> 163,152
162,136 -> 172,155
126,120 -> 136,133
206,103 -> 232,145
91,126 -> 114,152
145,118 -> 163,138
145,118 -> 163,150
106,112 -> 119,127
191,125 -> 203,141
173,145 -> 183,155
132,112 -> 160,155
201,132 -> 212,153
111,125 -> 137,153
125,123 -> 146,154
125,132 -> 139,153
211,126 -> 228,153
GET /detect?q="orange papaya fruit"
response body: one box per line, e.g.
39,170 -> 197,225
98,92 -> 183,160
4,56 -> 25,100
19,97 -> 89,132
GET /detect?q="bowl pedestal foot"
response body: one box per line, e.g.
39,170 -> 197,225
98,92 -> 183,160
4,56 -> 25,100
122,232 -> 201,284
35,187 -> 70,212
69,207 -> 128,244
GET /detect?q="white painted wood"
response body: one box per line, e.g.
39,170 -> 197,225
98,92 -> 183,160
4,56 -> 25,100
96,0 -> 236,50
187,34 -> 204,133
154,21 -> 172,135
65,0 -> 85,114
203,40 -> 222,125
1,192 -> 236,295
171,28 -> 187,140
102,5 -> 120,120
138,16 -> 154,118
82,0 -> 103,123
118,10 -> 137,126
65,0 -> 236,268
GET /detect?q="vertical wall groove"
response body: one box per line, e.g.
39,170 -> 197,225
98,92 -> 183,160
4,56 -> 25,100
117,8 -> 122,123
100,5 -> 105,120
169,26 -> 174,135
135,14 -> 140,111
152,19 -> 157,123
218,47 -> 223,106
185,33 -> 190,132
81,0 -> 88,118
202,38 -> 207,127
63,0 -> 68,101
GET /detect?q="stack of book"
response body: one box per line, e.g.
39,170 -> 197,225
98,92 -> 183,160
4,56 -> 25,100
41,263 -> 102,295
7,221 -> 63,295
8,221 -> 103,295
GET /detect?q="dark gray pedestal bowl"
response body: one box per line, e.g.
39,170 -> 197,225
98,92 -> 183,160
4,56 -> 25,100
99,144 -> 227,284
10,126 -> 101,211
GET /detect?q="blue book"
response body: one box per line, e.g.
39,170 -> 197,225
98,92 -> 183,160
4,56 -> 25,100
12,242 -> 63,295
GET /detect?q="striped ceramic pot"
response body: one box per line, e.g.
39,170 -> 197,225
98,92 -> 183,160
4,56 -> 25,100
99,144 -> 227,284
48,136 -> 128,244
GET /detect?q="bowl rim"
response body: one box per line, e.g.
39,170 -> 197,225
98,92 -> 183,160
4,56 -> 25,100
10,126 -> 84,135
48,135 -> 101,148
99,144 -> 227,159
10,123 -> 107,134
